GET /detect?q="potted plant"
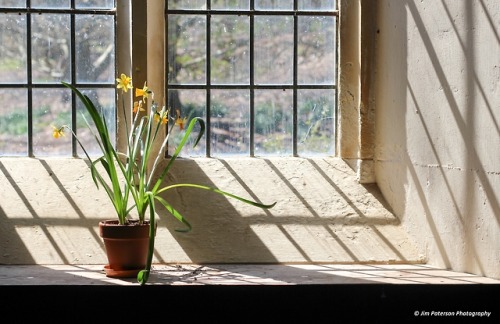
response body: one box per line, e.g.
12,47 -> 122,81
54,73 -> 276,285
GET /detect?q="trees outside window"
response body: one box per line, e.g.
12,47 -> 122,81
167,0 -> 338,157
0,0 -> 116,157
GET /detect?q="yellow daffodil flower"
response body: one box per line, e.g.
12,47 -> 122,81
175,110 -> 188,130
154,111 -> 168,125
52,125 -> 65,139
116,73 -> 133,93
135,82 -> 150,100
133,101 -> 145,114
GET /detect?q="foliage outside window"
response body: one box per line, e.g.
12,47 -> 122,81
0,0 -> 337,158
0,0 -> 116,157
167,0 -> 338,157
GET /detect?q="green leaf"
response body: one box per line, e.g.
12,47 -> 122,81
152,117 -> 205,194
138,192 -> 157,285
137,269 -> 149,285
158,183 -> 277,210
154,195 -> 192,232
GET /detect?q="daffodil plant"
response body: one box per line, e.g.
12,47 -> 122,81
55,74 -> 276,285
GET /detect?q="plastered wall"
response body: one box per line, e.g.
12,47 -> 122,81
1,0 -> 498,280
374,0 -> 500,278
0,157 -> 424,265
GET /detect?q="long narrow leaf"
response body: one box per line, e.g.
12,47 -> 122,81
157,183 -> 277,209
154,195 -> 192,232
138,192 -> 156,285
152,117 -> 205,193
62,82 -> 129,223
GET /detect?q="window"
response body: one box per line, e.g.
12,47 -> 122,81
0,0 -> 116,157
167,0 -> 338,157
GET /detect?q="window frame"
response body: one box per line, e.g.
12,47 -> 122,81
165,1 -> 339,158
0,1 -> 121,157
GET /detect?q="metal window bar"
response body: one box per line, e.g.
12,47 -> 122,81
165,1 -> 338,157
0,1 -> 116,157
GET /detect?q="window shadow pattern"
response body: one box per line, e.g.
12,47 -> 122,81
0,156 -> 423,268
155,157 -> 423,264
375,0 -> 499,278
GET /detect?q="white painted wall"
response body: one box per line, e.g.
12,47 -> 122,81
0,157 -> 423,266
1,0 -> 498,280
374,0 -> 500,278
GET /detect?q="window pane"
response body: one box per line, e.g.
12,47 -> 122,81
75,0 -> 114,9
166,4 -> 338,157
0,14 -> 27,83
211,90 -> 249,156
31,0 -> 70,8
0,2 -> 116,157
168,15 -> 206,85
77,88 -> 115,156
168,89 -> 206,157
298,0 -> 336,11
0,89 -> 27,156
75,15 -> 115,83
211,0 -> 248,10
33,88 -> 72,156
298,16 -> 336,85
0,0 -> 25,7
255,0 -> 292,10
211,15 -> 249,85
254,90 -> 293,156
255,16 -> 293,85
32,14 -> 71,83
168,0 -> 205,10
297,89 -> 335,155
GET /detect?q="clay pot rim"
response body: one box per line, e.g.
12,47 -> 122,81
99,219 -> 150,226
99,219 -> 151,239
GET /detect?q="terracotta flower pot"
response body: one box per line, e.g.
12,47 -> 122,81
99,219 -> 150,278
